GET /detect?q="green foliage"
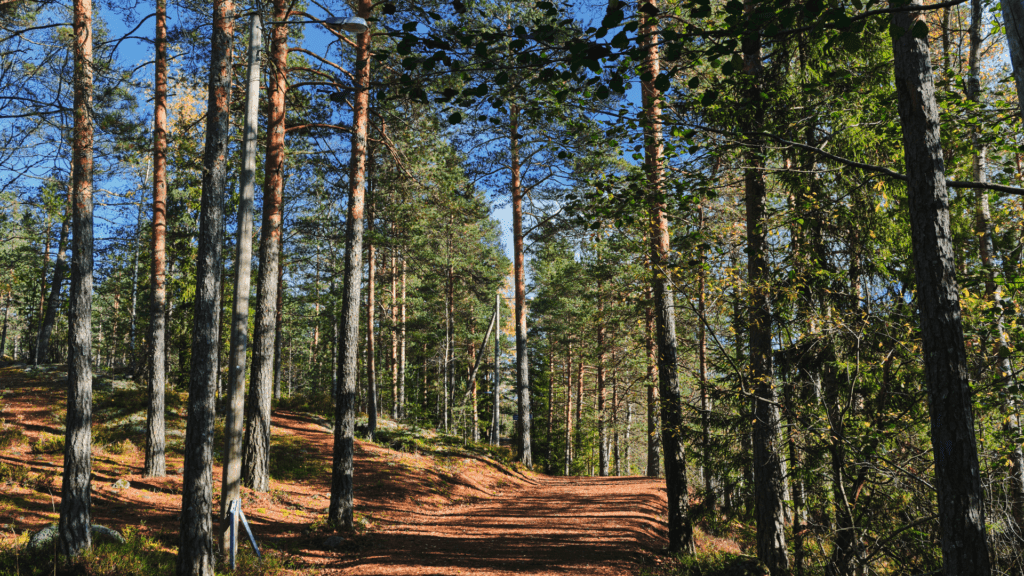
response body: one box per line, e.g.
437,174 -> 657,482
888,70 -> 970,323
368,426 -> 517,467
640,552 -> 768,576
103,438 -> 137,456
30,432 -> 63,455
0,461 -> 31,485
275,392 -> 335,419
74,527 -> 175,576
91,381 -> 188,452
0,525 -> 290,576
0,420 -> 26,450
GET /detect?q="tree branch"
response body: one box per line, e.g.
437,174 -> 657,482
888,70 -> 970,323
687,123 -> 1024,196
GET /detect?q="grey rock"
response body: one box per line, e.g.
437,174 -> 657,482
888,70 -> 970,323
25,524 -> 124,553
111,478 -> 130,491
322,535 -> 346,549
91,524 -> 126,545
25,524 -> 58,553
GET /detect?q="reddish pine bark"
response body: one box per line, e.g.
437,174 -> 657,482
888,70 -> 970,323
640,0 -> 693,553
59,0 -> 94,557
145,0 -> 168,480
330,0 -> 372,529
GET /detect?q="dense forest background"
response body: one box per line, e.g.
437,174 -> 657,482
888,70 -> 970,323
2,0 -> 1024,574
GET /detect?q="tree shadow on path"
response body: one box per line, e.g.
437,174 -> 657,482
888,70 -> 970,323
327,476 -> 668,576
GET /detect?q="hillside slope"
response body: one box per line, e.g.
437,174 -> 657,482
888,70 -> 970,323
0,364 -> 676,574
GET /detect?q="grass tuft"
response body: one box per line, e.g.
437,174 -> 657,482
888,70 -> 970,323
0,421 -> 27,450
0,525 -> 292,576
641,551 -> 768,576
0,461 -> 31,485
30,433 -> 64,455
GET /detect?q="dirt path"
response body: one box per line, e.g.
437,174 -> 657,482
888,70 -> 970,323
319,476 -> 667,576
1,365 -> 668,575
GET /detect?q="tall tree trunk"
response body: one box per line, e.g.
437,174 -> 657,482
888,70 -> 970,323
423,342 -> 429,422
698,221 -> 713,507
510,104 -> 532,467
329,0 -> 370,529
33,215 -> 52,364
243,0 -> 287,493
399,257 -> 407,418
597,279 -> 608,477
0,291 -> 10,358
791,47 -> 820,574
391,250 -> 398,419
443,262 -> 453,433
1002,0 -> 1024,117
574,350 -> 582,459
891,4 -> 992,574
730,281 -> 751,516
177,0 -> 232,572
825,365 -> 857,576
367,192 -> 378,440
59,0 -> 94,556
641,0 -> 693,553
785,375 -> 806,576
625,402 -> 633,475
311,255 -> 321,383
491,291 -> 501,445
472,338 -> 479,442
36,191 -> 71,365
128,185 -> 146,367
971,0 -> 1024,560
645,302 -> 661,477
612,370 -> 619,476
741,0 -> 788,568
32,219 -> 52,365
147,22 -> 169,472
274,250 -> 285,398
110,293 -> 121,368
547,340 -> 555,472
564,339 -> 573,475
330,279 -> 339,398
941,7 -> 952,76
219,14 -> 261,558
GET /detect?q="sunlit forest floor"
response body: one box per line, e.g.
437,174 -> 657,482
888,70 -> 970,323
0,363 -> 755,575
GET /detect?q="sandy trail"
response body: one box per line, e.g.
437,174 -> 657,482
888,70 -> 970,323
0,365 -> 667,575
322,475 -> 667,576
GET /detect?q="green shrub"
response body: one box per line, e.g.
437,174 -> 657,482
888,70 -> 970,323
104,438 -> 137,455
373,428 -> 431,453
0,421 -> 26,450
0,461 -> 31,484
275,392 -> 334,417
30,433 -> 64,454
0,526 -> 170,576
75,526 -> 175,576
0,525 -> 295,576
641,552 -> 768,576
219,546 -> 292,576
